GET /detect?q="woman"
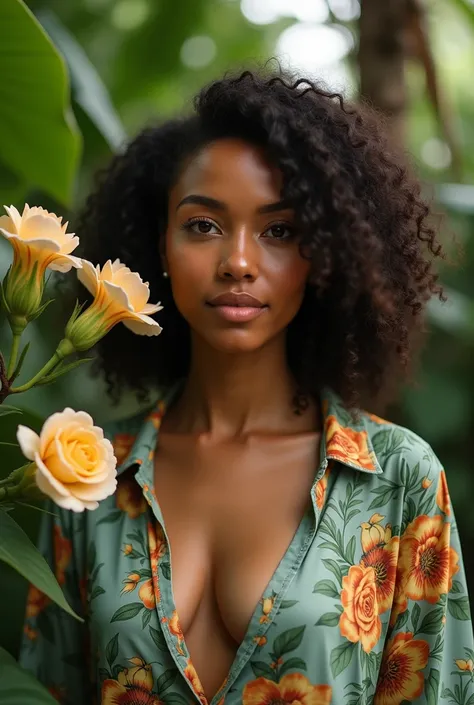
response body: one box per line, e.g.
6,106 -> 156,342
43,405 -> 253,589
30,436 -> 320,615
21,69 -> 473,705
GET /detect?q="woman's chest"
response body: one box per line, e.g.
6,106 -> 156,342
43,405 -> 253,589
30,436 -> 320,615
152,433 -> 321,642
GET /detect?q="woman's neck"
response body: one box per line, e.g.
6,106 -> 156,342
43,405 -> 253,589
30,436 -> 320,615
164,332 -> 318,439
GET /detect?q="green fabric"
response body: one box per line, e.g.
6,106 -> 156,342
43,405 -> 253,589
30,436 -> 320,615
19,386 -> 474,705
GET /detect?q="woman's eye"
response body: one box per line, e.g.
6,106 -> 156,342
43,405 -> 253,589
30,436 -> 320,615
264,223 -> 294,240
185,218 -> 220,235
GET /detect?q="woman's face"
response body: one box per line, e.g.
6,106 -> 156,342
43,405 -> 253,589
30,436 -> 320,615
164,138 -> 311,354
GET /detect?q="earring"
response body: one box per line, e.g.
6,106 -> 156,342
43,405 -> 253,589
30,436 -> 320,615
163,271 -> 169,278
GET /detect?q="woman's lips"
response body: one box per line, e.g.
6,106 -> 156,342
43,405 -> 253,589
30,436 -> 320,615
206,291 -> 267,322
209,304 -> 267,322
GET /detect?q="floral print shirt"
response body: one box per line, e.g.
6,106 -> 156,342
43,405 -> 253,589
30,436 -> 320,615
20,385 -> 474,705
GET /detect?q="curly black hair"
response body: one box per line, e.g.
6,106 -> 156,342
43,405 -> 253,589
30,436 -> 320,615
74,67 -> 446,411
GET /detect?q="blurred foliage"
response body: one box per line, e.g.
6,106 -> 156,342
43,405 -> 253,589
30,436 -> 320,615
1,0 -> 474,658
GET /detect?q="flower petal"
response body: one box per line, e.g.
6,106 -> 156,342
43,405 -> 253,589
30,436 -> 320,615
123,314 -> 163,336
112,267 -> 150,311
142,302 -> 163,315
102,279 -> 133,311
68,473 -> 117,502
77,259 -> 100,297
3,205 -> 22,232
35,456 -> 86,512
16,425 -> 40,460
19,213 -> 64,242
39,408 -> 93,457
48,254 -> 83,273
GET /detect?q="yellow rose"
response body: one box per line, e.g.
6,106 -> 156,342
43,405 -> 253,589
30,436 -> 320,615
65,258 -> 162,351
16,408 -> 117,512
0,204 -> 81,327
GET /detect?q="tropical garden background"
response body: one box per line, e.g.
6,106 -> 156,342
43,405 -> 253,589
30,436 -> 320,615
1,0 -> 474,660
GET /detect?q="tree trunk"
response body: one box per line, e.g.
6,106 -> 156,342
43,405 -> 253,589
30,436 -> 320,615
358,0 -> 409,146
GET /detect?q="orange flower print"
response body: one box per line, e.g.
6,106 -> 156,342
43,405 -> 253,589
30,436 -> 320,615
421,476 -> 432,489
23,624 -> 38,641
184,661 -> 208,705
398,515 -> 459,603
361,538 -> 399,614
112,433 -> 136,466
325,414 -> 376,471
146,404 -> 165,429
123,544 -> 133,555
374,632 -> 429,705
102,657 -> 162,705
25,585 -> 50,619
48,685 -> 67,703
388,575 -> 409,627
254,636 -> 267,647
242,673 -> 332,705
259,596 -> 275,624
138,579 -> 156,609
340,564 -> 381,653
53,524 -> 72,586
455,659 -> 474,672
147,522 -> 167,567
366,412 -> 390,425
121,572 -> 141,595
436,470 -> 451,516
162,610 -> 185,656
315,465 -> 330,511
116,473 -> 147,519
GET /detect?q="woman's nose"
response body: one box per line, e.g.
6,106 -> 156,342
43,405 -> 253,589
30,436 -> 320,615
217,230 -> 259,281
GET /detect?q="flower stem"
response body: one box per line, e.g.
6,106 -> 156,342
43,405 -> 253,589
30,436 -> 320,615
10,338 -> 75,394
6,333 -> 21,378
10,352 -> 61,393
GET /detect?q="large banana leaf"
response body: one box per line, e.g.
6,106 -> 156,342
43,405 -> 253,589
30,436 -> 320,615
0,0 -> 81,205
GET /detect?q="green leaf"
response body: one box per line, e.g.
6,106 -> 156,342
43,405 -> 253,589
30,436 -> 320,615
105,634 -> 119,670
142,608 -> 152,629
280,600 -> 299,609
411,603 -> 421,632
450,580 -> 464,595
38,9 -> 126,151
0,646 -> 57,704
394,609 -> 409,631
0,509 -> 81,620
279,657 -> 307,675
273,626 -> 306,658
313,579 -> 340,598
346,535 -> 356,564
448,597 -> 471,621
322,559 -> 344,585
0,0 -> 81,204
251,661 -> 276,679
315,612 -> 341,627
160,561 -> 171,580
36,357 -> 94,386
110,602 -> 143,623
156,668 -> 178,695
0,404 -> 22,417
425,668 -> 440,705
10,342 -> 30,384
418,608 -> 444,635
149,625 -> 167,651
90,585 -> 105,600
330,641 -> 356,678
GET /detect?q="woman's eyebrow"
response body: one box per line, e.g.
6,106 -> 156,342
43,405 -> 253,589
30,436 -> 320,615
176,195 -> 292,213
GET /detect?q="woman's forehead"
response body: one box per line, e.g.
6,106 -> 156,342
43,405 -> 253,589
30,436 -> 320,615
171,138 -> 283,204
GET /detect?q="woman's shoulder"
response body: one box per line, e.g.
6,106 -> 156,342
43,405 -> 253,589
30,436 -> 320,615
362,410 -> 450,510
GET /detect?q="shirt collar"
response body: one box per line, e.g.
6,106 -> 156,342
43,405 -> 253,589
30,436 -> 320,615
117,382 -> 383,477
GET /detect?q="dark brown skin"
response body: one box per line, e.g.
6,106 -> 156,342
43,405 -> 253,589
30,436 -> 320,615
154,139 -> 322,699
